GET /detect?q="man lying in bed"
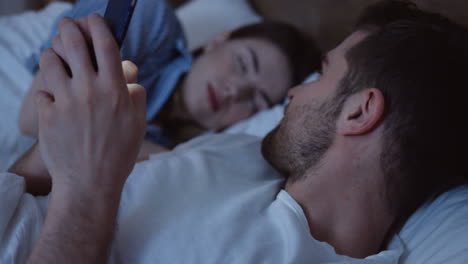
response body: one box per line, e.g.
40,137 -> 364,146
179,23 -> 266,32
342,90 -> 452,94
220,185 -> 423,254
4,0 -> 468,263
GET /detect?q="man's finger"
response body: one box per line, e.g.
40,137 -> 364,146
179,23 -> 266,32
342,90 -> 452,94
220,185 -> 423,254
39,48 -> 70,96
88,14 -> 124,84
122,60 -> 138,84
52,16 -> 92,64
76,16 -> 92,45
52,35 -> 66,62
75,16 -> 98,71
58,17 -> 94,78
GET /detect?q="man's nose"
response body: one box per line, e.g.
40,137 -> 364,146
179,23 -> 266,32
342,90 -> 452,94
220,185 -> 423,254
287,86 -> 298,101
287,83 -> 307,101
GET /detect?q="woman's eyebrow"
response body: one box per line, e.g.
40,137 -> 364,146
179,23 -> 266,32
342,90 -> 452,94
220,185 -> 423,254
248,46 -> 259,74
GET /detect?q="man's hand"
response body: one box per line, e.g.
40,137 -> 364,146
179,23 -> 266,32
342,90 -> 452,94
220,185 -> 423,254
10,60 -> 141,195
17,15 -> 140,138
35,15 -> 146,192
28,14 -> 146,264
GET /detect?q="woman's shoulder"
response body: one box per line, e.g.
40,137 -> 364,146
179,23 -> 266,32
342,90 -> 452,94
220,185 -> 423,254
122,0 -> 187,60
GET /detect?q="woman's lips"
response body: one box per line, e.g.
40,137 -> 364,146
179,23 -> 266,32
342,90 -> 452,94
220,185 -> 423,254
207,84 -> 222,112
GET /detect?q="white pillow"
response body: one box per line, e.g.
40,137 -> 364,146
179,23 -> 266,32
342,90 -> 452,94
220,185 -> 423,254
399,185 -> 468,263
176,0 -> 261,51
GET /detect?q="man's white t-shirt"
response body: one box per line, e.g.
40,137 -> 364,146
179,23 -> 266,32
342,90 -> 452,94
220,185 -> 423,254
0,134 -> 403,263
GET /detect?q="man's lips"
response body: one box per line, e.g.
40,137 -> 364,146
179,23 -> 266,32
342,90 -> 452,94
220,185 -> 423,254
207,84 -> 222,112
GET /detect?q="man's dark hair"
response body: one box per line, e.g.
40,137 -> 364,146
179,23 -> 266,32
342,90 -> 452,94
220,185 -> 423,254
336,0 -> 468,228
195,21 -> 321,87
356,0 -> 422,29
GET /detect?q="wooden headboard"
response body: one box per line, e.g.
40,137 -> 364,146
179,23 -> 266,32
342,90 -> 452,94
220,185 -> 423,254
49,0 -> 468,51
250,0 -> 468,52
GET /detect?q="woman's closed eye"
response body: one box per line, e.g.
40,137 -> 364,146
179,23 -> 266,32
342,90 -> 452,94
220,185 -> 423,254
235,54 -> 248,75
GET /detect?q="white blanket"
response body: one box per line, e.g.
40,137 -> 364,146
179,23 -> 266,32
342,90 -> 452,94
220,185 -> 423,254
0,133 -> 404,264
0,2 -> 72,172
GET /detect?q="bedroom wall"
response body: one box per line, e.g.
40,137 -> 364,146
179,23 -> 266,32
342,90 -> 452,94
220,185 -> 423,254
0,0 -> 66,15
0,0 -> 30,15
2,0 -> 466,51
251,0 -> 372,52
251,0 -> 468,52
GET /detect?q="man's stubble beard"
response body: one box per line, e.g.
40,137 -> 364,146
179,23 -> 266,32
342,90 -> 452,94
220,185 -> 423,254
261,97 -> 343,184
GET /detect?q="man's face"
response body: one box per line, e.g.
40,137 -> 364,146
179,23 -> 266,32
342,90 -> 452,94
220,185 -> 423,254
262,31 -> 369,182
181,37 -> 292,131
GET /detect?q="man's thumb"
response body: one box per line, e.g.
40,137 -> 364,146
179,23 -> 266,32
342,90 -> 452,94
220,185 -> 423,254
122,60 -> 138,84
128,83 -> 147,116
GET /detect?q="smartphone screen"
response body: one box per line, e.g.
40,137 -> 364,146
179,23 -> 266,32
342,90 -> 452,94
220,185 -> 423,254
104,0 -> 138,48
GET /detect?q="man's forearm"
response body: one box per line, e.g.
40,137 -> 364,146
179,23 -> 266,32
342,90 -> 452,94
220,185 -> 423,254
8,143 -> 51,195
28,185 -> 122,264
27,14 -> 146,263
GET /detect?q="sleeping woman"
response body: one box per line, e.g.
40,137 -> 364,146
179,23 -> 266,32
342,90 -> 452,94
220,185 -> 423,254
18,0 -> 321,159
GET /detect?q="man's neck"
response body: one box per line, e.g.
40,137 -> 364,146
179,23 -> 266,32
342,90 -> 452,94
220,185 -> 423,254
285,143 -> 395,259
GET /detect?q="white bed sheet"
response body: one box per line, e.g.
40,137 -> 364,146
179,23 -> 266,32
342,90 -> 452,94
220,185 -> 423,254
0,2 -> 72,172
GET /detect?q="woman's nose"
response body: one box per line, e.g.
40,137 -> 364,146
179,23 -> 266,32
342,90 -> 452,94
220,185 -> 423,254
221,83 -> 237,101
223,81 -> 253,102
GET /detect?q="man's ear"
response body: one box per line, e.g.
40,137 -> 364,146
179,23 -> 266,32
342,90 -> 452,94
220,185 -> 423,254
337,88 -> 385,136
204,31 -> 231,53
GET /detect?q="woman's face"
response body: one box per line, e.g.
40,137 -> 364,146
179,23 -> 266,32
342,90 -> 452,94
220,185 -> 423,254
180,35 -> 292,130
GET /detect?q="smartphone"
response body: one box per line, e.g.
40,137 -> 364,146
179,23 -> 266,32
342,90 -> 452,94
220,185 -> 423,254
59,0 -> 137,75
103,0 -> 138,48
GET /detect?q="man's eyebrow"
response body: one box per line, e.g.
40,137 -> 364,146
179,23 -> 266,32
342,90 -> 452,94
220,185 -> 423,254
248,46 -> 259,74
258,88 -> 273,108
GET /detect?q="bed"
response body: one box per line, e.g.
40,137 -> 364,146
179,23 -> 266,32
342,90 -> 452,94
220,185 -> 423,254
0,0 -> 467,263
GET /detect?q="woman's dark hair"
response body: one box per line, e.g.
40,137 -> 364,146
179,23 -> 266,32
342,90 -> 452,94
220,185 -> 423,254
228,21 -> 321,86
335,0 -> 468,229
